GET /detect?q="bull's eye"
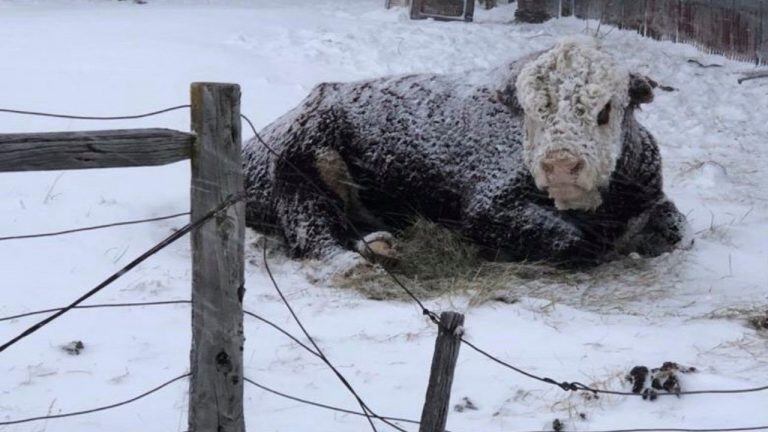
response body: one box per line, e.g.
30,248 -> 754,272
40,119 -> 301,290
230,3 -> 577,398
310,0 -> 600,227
597,102 -> 611,126
570,160 -> 584,175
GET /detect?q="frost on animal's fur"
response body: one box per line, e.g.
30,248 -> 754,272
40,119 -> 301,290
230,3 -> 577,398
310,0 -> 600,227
516,37 -> 628,210
243,37 -> 688,268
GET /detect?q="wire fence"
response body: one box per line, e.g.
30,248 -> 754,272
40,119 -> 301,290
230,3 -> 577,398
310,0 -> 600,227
2,104 -> 768,432
0,194 -> 241,354
0,104 -> 223,430
4,296 -> 768,432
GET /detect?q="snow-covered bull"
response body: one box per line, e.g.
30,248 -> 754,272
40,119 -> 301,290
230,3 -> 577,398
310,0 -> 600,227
243,38 -> 688,267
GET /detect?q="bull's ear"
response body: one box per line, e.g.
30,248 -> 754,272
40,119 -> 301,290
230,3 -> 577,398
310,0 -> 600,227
628,73 -> 657,106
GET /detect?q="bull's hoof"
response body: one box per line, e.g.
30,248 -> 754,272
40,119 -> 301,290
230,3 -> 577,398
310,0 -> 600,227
304,249 -> 377,285
355,231 -> 399,266
334,250 -> 376,277
325,250 -> 388,287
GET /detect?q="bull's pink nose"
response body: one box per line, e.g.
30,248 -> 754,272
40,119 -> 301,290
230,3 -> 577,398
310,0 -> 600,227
541,156 -> 585,183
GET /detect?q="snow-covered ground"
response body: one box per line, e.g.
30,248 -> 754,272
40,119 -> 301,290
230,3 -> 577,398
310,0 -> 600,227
1,1 -> 767,431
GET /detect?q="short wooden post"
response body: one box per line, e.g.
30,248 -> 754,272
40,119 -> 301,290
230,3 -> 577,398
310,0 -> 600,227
419,311 -> 465,432
188,82 -> 245,432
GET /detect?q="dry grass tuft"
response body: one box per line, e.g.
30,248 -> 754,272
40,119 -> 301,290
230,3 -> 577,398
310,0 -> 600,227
393,218 -> 481,280
706,307 -> 768,333
340,218 -> 568,302
339,217 -> 690,310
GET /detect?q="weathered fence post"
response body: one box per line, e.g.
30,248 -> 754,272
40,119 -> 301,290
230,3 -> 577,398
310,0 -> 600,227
419,311 -> 465,432
188,82 -> 246,432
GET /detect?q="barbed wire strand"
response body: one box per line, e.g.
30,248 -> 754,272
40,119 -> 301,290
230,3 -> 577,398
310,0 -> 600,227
241,113 -> 768,400
0,302 -> 322,361
245,377 -> 768,432
246,375 -> 768,432
244,378 -> 422,427
0,194 -> 242,354
0,300 -> 191,323
0,373 -> 189,426
0,212 -> 190,242
262,238 -> 408,432
3,366 -> 766,432
243,309 -> 321,358
0,105 -> 190,121
459,327 -> 768,397
0,300 -> 321,361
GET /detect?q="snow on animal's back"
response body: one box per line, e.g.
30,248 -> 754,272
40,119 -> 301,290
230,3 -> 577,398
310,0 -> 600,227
315,66 -> 530,190
241,57 -> 536,231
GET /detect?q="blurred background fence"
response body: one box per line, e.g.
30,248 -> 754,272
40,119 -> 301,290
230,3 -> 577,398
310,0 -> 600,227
516,0 -> 768,65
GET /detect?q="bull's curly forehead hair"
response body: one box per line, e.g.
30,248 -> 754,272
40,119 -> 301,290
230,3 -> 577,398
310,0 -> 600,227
515,37 -> 629,122
514,37 -> 632,210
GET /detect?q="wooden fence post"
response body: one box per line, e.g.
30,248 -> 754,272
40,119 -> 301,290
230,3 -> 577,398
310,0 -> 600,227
188,82 -> 246,432
419,311 -> 465,432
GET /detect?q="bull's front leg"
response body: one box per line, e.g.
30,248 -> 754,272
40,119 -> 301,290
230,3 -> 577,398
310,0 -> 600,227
273,175 -> 350,260
616,197 -> 689,257
272,147 -> 398,276
461,200 -> 605,267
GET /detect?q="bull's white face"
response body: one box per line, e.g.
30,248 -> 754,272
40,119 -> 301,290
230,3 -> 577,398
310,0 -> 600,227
516,38 -> 630,211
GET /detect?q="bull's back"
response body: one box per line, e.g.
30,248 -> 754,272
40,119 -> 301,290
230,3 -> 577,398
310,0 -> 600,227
325,73 -> 527,223
244,69 -> 527,227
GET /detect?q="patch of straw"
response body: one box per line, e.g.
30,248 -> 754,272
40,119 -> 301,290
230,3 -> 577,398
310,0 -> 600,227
339,217 -> 691,311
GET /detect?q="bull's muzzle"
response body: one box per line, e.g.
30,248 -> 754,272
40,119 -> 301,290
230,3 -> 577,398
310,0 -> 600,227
540,150 -> 587,202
